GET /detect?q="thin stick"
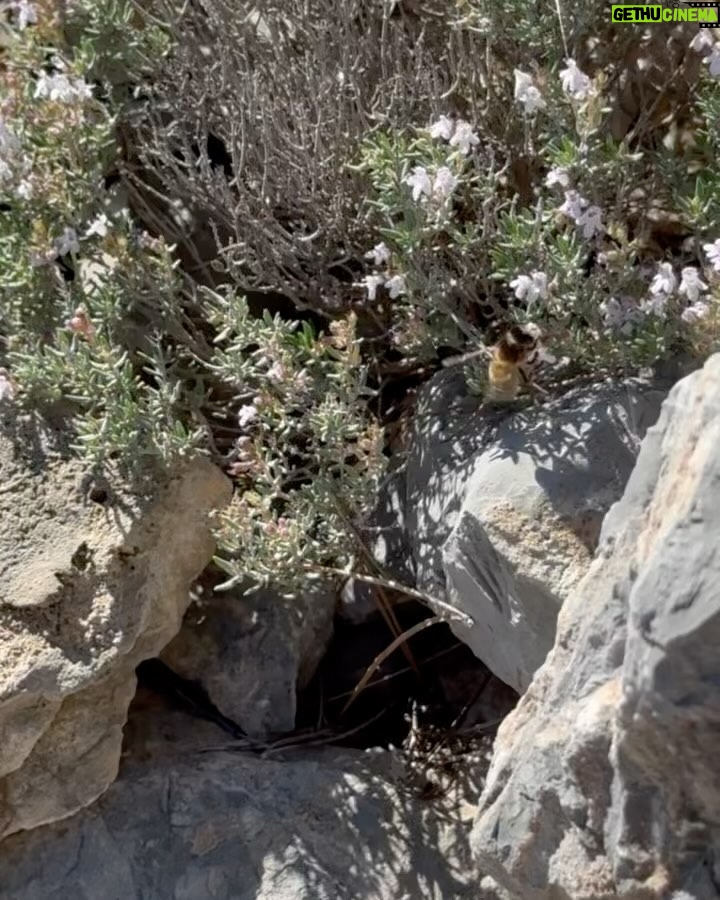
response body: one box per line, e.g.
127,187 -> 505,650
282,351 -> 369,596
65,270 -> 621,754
325,642 -> 463,702
330,497 -> 420,675
341,616 -> 443,716
261,705 -> 393,755
308,566 -> 474,628
554,0 -> 570,59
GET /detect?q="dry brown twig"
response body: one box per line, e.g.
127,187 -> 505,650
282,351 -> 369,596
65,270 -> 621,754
121,0 -> 493,315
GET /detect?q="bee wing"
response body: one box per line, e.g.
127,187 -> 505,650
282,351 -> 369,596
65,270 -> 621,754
441,346 -> 491,368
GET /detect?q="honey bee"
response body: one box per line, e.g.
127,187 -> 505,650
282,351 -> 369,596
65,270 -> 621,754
442,323 -> 547,403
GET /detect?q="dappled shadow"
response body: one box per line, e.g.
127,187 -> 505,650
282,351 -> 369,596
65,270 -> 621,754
0,403 -> 76,473
0,706 -> 478,899
403,371 -> 669,581
403,369 -> 510,593
486,377 -> 667,519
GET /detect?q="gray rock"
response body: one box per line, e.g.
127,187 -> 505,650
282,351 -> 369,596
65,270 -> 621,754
0,409 -> 232,838
162,579 -> 336,738
471,353 -> 720,899
407,370 -> 666,692
0,709 -> 477,900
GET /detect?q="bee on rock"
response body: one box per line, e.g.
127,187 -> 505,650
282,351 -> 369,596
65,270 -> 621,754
442,323 -> 548,403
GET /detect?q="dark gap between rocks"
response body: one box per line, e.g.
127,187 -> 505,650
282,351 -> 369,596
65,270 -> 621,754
126,601 -> 518,758
297,601 -> 518,750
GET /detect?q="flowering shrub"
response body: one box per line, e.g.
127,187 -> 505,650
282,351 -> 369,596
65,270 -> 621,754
354,27 -> 720,375
205,293 -> 385,590
0,0 -> 197,469
3,0 -> 720,594
0,1 -> 385,593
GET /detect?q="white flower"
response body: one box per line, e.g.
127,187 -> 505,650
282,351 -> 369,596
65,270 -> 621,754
559,58 -> 592,100
510,271 -> 548,305
35,73 -> 71,101
650,262 -> 677,297
0,368 -> 16,402
706,47 -> 720,78
558,190 -> 588,222
428,115 -> 455,141
432,166 -> 458,202
13,0 -> 37,29
690,31 -> 715,54
359,274 -> 385,301
364,242 -> 391,267
72,78 -> 94,100
681,301 -> 710,323
34,72 -> 92,103
704,238 -> 720,272
15,178 -> 33,199
600,296 -> 642,334
641,292 -> 671,319
85,213 -> 110,238
238,404 -> 258,428
404,166 -> 432,202
0,118 -> 20,157
545,166 -> 570,189
54,227 -> 79,256
534,345 -> 557,365
449,120 -> 479,156
385,274 -> 407,299
267,361 -> 286,382
577,205 -> 603,239
679,266 -> 707,303
514,69 -> 545,115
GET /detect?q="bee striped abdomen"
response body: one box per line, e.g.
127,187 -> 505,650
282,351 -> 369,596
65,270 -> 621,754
486,359 -> 522,402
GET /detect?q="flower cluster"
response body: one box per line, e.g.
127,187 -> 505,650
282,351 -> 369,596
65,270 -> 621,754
559,59 -> 592,100
34,71 -> 93,104
557,190 -> 603,239
510,271 -> 549,305
358,272 -> 406,301
513,59 -> 593,114
403,164 -> 459,207
427,116 -> 479,155
7,0 -> 36,30
640,262 -> 710,323
690,30 -> 720,78
514,70 -> 545,115
358,239 -> 407,301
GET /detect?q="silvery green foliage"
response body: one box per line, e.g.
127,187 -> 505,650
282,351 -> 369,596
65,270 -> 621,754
0,2 -> 384,592
204,291 -> 385,590
3,0 -> 720,594
134,0 -> 720,377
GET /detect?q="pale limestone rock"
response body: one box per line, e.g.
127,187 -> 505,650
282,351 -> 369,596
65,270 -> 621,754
472,355 -> 720,899
0,410 -> 231,837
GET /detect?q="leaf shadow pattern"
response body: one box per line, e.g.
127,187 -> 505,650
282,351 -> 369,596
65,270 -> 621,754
0,727 -> 478,900
402,369 -> 668,594
485,377 -> 668,523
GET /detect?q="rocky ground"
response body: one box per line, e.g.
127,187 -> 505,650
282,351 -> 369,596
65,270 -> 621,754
1,355 -> 718,899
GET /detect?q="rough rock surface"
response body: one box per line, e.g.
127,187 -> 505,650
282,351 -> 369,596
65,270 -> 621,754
162,577 -> 336,737
472,354 -> 720,899
406,369 -> 667,692
0,707 -> 477,900
0,410 -> 231,839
